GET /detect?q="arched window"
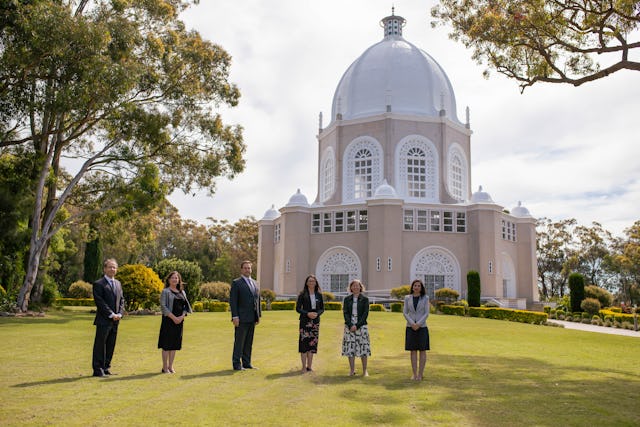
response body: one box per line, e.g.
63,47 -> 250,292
320,148 -> 335,202
447,144 -> 468,201
316,247 -> 362,294
410,247 -> 461,300
396,136 -> 438,202
343,137 -> 383,203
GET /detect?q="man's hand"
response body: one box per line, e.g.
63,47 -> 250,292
232,317 -> 239,327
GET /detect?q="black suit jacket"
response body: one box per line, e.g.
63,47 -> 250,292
296,292 -> 325,321
342,294 -> 369,329
93,276 -> 124,326
230,276 -> 261,323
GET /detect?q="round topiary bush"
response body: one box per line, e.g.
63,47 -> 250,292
68,280 -> 93,298
580,297 -> 601,316
116,264 -> 163,311
369,303 -> 385,312
199,281 -> 231,302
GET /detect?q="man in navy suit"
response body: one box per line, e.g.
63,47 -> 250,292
92,258 -> 125,377
230,260 -> 261,370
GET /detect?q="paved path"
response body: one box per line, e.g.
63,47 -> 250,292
547,319 -> 639,337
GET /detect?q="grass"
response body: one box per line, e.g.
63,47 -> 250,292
0,309 -> 639,426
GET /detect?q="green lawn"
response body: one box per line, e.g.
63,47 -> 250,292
0,309 -> 638,426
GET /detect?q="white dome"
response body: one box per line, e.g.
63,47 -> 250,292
373,179 -> 398,198
471,185 -> 494,204
286,189 -> 309,207
511,201 -> 532,217
331,13 -> 460,124
261,204 -> 279,220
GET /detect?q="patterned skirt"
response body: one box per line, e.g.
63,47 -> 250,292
299,319 -> 320,353
341,325 -> 371,357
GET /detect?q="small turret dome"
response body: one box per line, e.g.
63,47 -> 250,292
511,201 -> 532,217
373,179 -> 398,198
471,185 -> 494,203
261,204 -> 279,220
286,189 -> 309,207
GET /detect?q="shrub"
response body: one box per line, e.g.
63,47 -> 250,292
581,298 -> 601,316
270,301 -> 295,310
435,287 -> 460,304
325,302 -> 342,310
468,307 -> 548,324
68,280 -> 93,298
0,285 -> 6,298
441,305 -> 465,316
199,282 -> 231,301
192,302 -> 204,312
116,264 -> 163,311
54,298 -> 95,307
153,258 -> 202,302
390,285 -> 410,299
321,291 -> 335,302
260,289 -> 276,307
569,273 -> 585,312
369,304 -> 385,312
390,302 -> 403,312
208,301 -> 229,312
467,270 -> 481,307
584,285 -> 613,308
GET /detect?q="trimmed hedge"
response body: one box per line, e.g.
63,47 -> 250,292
468,307 -> 548,324
370,304 -> 385,312
325,302 -> 342,310
192,302 -> 204,312
440,305 -> 465,316
54,298 -> 95,307
271,301 -> 295,310
390,302 -> 403,312
207,301 -> 229,312
599,309 -> 635,324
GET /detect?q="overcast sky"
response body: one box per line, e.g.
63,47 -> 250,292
171,0 -> 640,237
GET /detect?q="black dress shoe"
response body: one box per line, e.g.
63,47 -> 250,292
103,369 -> 112,375
244,365 -> 258,370
93,369 -> 105,377
233,366 -> 245,371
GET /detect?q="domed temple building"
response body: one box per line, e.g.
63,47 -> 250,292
257,12 -> 538,308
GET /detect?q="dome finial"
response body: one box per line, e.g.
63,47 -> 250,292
380,10 -> 405,37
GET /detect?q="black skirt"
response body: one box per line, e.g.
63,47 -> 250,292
405,326 -> 430,351
158,297 -> 185,351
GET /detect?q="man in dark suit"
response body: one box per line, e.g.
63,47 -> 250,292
92,258 -> 125,377
230,260 -> 261,370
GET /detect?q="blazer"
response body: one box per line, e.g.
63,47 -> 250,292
403,294 -> 430,328
93,276 -> 125,326
160,287 -> 192,317
230,276 -> 261,323
296,291 -> 325,321
342,294 -> 369,329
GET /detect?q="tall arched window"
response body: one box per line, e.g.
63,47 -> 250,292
343,137 -> 383,203
320,148 -> 335,202
396,136 -> 438,202
316,246 -> 362,294
447,144 -> 468,201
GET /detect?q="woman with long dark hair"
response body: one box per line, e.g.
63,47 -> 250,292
296,275 -> 325,373
158,271 -> 192,373
403,279 -> 430,380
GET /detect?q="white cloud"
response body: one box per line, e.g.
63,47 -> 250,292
171,0 -> 640,237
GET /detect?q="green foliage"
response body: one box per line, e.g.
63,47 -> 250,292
68,281 -> 93,299
321,291 -> 335,302
390,285 -> 410,299
83,237 -> 103,284
569,273 -> 585,312
435,287 -> 460,303
199,281 -> 230,302
153,258 -> 202,301
467,270 -> 481,307
116,264 -> 163,311
440,305 -> 466,316
192,302 -> 204,312
207,301 -> 229,312
54,298 -> 94,307
271,301 -> 295,310
369,304 -> 385,312
260,289 -> 276,305
390,302 -> 403,312
324,302 -> 342,310
468,307 -> 548,324
584,285 -> 613,308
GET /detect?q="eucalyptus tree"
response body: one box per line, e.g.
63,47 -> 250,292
431,0 -> 640,91
1,1 -> 245,311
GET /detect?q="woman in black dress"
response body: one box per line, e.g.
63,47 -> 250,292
296,275 -> 324,373
158,271 -> 192,373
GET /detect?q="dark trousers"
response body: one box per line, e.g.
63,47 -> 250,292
232,322 -> 255,369
93,322 -> 118,372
